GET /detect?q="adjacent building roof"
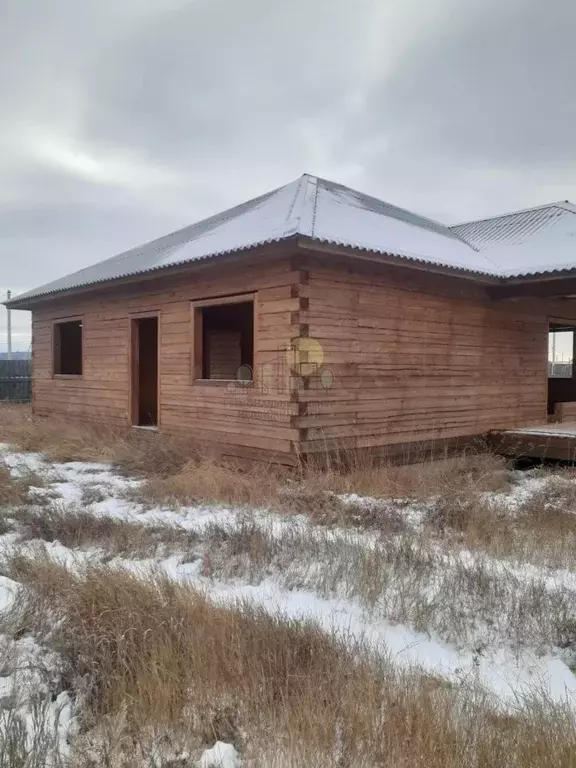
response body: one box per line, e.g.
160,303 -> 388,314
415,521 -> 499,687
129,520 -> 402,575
451,201 -> 576,277
8,175 -> 576,307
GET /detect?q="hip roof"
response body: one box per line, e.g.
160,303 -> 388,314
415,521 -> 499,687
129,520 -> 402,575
8,175 -> 576,307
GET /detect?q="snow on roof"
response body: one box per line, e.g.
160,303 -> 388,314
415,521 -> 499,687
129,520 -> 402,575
9,176 -> 576,306
7,174 -> 491,306
307,176 -> 492,273
451,201 -> 576,277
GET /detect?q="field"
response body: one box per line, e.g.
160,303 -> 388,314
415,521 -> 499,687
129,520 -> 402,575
0,404 -> 575,766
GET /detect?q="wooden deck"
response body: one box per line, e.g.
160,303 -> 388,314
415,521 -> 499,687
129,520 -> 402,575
489,424 -> 576,462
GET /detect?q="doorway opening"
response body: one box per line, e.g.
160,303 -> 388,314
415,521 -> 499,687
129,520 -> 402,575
548,323 -> 576,420
132,317 -> 158,427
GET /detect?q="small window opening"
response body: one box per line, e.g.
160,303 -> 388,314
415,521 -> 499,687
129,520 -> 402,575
549,329 -> 574,379
54,320 -> 83,376
196,301 -> 254,382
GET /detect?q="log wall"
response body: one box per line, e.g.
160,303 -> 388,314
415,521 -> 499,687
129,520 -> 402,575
31,253 -> 306,462
30,245 -> 576,462
297,255 -> 576,454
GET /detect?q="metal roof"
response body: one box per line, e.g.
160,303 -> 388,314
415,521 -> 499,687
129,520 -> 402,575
7,175 -> 491,307
451,201 -> 576,277
8,176 -> 576,307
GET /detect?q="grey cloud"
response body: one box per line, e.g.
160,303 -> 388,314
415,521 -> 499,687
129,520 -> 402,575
395,0 -> 576,165
1,0 -> 576,352
82,0 -> 373,166
337,0 -> 576,219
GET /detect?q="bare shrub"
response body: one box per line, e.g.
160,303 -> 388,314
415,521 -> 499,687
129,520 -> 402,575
4,554 -> 576,767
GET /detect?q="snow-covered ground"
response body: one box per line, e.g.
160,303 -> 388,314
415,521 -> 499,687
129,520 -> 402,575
0,442 -> 575,764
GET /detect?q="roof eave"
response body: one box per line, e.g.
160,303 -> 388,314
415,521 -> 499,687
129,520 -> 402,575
496,265 -> 576,282
4,238 -> 299,310
295,236 -> 501,283
10,234 -> 576,312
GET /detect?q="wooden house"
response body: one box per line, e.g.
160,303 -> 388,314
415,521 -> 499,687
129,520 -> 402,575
8,175 -> 576,463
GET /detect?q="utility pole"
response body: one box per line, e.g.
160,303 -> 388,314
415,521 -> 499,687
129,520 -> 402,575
6,290 -> 12,360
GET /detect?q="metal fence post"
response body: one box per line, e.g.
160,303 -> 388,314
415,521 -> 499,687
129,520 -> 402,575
6,290 -> 12,361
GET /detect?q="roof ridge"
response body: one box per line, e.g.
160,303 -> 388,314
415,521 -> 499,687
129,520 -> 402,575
312,174 -> 457,234
452,200 -> 576,229
555,200 -> 576,214
310,175 -> 320,236
287,173 -> 318,237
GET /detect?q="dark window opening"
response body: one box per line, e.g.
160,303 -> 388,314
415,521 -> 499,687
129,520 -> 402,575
198,301 -> 254,381
54,320 -> 82,376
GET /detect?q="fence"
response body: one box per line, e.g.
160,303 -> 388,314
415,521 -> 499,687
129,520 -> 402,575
549,361 -> 574,378
0,359 -> 32,403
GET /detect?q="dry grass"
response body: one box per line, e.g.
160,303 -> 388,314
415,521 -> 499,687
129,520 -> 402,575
312,448 -> 511,498
2,410 -> 576,764
138,457 -> 289,510
0,697 -> 65,768
0,460 -> 46,510
0,404 -> 203,475
0,405 -> 510,511
139,462 -> 410,535
0,405 -> 123,464
129,452 -> 510,537
3,552 -> 576,767
11,505 -> 198,557
0,463 -> 30,510
198,520 -> 576,651
1,405 -> 574,566
425,478 -> 576,568
138,450 -> 509,506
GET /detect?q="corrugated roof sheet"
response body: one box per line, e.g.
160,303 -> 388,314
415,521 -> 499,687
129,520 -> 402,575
9,176 -> 576,307
8,175 -> 492,306
451,202 -> 576,277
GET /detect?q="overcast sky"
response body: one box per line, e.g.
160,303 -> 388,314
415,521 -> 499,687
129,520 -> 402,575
2,0 -> 575,351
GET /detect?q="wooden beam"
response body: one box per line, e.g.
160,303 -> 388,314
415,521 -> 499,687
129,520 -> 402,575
190,305 -> 203,381
191,293 -> 255,309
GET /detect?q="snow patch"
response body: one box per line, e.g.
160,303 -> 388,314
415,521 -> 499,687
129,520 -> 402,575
199,741 -> 240,768
0,444 -> 575,717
